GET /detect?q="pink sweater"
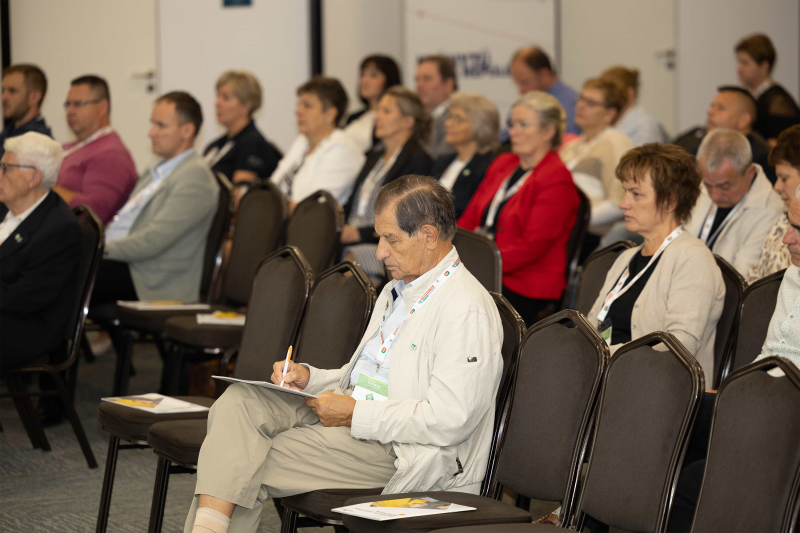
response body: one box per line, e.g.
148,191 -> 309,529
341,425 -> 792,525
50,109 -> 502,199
58,131 -> 137,224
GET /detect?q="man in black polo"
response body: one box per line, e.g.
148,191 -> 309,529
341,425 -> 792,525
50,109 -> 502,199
0,64 -> 53,158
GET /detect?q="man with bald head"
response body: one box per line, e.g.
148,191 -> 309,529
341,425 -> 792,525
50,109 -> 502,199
673,86 -> 775,183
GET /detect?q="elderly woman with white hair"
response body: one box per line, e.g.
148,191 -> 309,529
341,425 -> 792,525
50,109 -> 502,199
1,131 -> 82,375
459,91 -> 580,326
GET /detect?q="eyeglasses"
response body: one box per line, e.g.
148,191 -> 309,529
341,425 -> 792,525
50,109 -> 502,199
63,99 -> 102,109
506,120 -> 538,131
0,162 -> 36,174
578,95 -> 607,108
444,113 -> 468,124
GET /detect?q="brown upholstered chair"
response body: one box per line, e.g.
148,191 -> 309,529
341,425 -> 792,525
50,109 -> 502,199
285,189 -> 344,275
573,240 -> 636,316
452,228 -> 502,293
711,255 -> 746,389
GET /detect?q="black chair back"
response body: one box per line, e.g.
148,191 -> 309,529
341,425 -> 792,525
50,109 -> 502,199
490,310 -> 607,526
232,246 -> 314,383
223,182 -> 288,306
711,255 -> 746,388
452,228 -> 502,293
725,269 -> 785,380
691,357 -> 800,533
574,332 -> 704,533
561,188 -> 591,309
285,190 -> 344,275
574,240 -> 637,316
294,261 -> 376,370
200,172 -> 234,303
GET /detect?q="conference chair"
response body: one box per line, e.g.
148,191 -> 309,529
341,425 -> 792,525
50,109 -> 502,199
337,310 -> 607,533
560,188 -> 591,310
573,240 -> 637,316
277,293 -> 527,533
689,356 -> 800,533
423,331 -> 704,533
452,228 -> 502,293
144,261 -> 375,533
285,189 -> 344,274
711,255 -> 746,389
720,268 -> 786,384
2,206 -> 103,468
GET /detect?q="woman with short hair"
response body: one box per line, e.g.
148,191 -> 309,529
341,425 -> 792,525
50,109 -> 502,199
344,55 -> 402,153
459,91 -> 579,326
587,143 -> 725,380
431,92 -> 500,218
269,76 -> 365,207
601,66 -> 667,146
204,70 -> 282,184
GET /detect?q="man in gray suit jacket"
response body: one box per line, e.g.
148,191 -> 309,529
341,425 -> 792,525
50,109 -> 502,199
416,55 -> 457,159
91,91 -> 219,304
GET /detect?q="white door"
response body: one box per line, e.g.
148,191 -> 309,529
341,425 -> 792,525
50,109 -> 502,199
10,0 -> 158,172
560,0 -> 676,137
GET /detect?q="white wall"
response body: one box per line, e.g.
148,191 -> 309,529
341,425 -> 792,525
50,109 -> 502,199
158,0 -> 311,154
675,0 -> 800,133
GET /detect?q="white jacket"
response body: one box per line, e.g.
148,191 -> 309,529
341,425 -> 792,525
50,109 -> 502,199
686,164 -> 784,277
303,246 -> 504,495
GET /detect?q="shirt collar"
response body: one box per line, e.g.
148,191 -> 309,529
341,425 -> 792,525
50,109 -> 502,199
752,78 -> 773,99
431,99 -> 450,119
3,189 -> 48,223
151,148 -> 194,182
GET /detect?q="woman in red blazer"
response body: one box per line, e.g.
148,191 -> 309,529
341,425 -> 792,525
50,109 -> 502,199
459,91 -> 579,326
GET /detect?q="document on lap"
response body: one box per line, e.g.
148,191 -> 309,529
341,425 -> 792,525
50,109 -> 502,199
212,376 -> 318,398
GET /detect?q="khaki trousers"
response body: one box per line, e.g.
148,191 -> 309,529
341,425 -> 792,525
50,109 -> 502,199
184,382 -> 396,533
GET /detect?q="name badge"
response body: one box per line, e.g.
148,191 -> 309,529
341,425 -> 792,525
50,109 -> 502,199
598,318 -> 612,346
352,373 -> 389,402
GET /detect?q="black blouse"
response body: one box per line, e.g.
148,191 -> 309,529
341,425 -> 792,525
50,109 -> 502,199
605,251 -> 662,345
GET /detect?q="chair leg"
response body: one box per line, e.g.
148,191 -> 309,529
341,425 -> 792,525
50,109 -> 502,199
160,344 -> 185,396
7,373 -> 50,451
96,436 -> 120,532
148,457 -> 171,533
280,507 -> 299,533
53,371 -> 98,468
111,328 -> 135,396
67,354 -> 80,404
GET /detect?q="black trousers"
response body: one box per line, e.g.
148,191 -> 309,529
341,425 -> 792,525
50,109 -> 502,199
90,259 -> 138,306
501,285 -> 558,328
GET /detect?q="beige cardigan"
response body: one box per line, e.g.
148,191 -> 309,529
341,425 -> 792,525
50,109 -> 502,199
586,231 -> 725,381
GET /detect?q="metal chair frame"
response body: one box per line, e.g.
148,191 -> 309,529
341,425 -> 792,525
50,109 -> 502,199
452,227 -> 503,293
711,255 -> 746,389
561,188 -> 592,310
285,189 -> 345,275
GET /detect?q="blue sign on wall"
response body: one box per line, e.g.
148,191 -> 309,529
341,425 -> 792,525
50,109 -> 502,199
224,0 -> 252,6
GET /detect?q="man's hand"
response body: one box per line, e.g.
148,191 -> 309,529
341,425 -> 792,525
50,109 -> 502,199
271,360 -> 310,390
305,391 -> 356,427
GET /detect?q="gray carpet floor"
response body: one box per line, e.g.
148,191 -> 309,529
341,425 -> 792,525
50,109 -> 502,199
0,340 -> 334,533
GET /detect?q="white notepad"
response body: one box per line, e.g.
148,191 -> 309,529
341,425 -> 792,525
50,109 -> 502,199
212,376 -> 318,398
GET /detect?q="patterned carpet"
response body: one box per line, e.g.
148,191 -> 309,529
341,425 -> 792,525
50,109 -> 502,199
0,340 -> 327,533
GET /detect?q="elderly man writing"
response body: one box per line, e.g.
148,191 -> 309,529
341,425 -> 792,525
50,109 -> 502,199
186,175 -> 504,533
0,132 -> 81,373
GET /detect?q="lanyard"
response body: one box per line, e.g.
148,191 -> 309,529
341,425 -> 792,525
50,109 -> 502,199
204,140 -> 234,168
698,197 -> 746,245
375,256 -> 461,370
596,226 -> 684,324
483,167 -> 532,230
62,126 -> 114,159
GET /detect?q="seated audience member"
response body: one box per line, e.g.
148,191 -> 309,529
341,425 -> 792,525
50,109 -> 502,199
686,129 -> 783,277
185,175 -> 503,533
748,125 -> 800,283
343,55 -> 402,153
559,78 -> 634,249
586,144 -> 725,381
431,92 -> 500,217
341,87 -> 433,281
672,86 -> 776,183
0,132 -> 81,373
0,65 -> 53,158
269,76 -> 364,208
460,91 -> 579,326
602,66 -> 667,146
55,75 -> 137,225
203,71 -> 281,184
508,46 -> 579,137
735,34 -> 800,144
91,92 -> 219,305
415,55 -> 457,159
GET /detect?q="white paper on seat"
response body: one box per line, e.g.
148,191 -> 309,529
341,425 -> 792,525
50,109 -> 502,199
331,497 -> 476,521
116,300 -> 211,311
196,312 -> 246,326
101,393 -> 210,414
212,376 -> 318,398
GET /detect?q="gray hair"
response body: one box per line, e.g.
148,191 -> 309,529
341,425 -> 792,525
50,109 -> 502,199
697,128 -> 753,176
512,90 -> 565,149
374,175 -> 457,241
4,132 -> 63,189
448,92 -> 500,154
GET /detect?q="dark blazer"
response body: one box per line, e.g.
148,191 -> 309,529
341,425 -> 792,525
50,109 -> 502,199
1,192 -> 81,370
431,151 -> 495,218
344,138 -> 433,243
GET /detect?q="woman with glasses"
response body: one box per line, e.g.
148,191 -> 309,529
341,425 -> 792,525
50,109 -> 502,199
459,91 -> 579,326
343,55 -> 402,153
559,78 -> 635,256
431,92 -> 499,218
